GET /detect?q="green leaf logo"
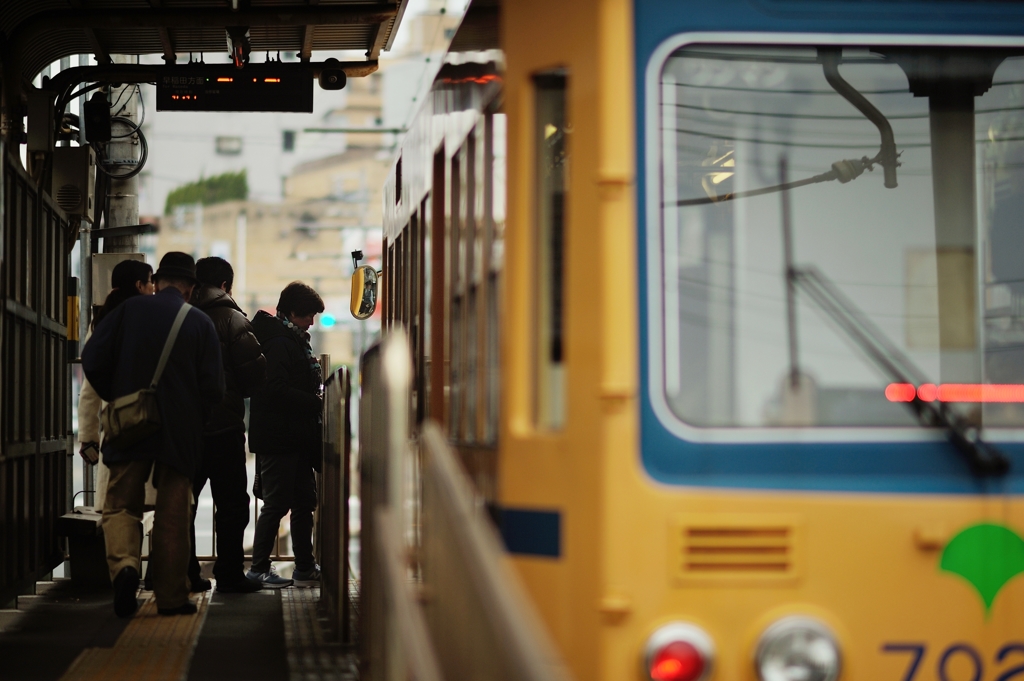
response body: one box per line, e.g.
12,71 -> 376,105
940,522 -> 1024,616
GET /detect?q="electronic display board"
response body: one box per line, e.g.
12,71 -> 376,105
156,68 -> 313,112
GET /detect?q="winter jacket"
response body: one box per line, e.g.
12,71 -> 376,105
82,286 -> 225,480
248,310 -> 322,458
191,285 -> 266,435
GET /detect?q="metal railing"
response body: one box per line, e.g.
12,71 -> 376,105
319,363 -> 352,642
359,335 -> 410,676
184,355 -> 346,568
359,330 -> 572,681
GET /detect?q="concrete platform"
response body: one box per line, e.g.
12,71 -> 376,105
0,579 -> 354,681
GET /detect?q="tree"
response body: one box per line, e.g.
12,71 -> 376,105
164,170 -> 249,214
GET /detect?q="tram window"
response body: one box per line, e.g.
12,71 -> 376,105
420,196 -> 432,424
463,134 -> 479,443
449,153 -> 463,437
451,137 -> 479,443
431,149 -> 448,425
534,73 -> 568,430
396,157 -> 402,205
656,44 -> 1024,429
484,112 -> 507,445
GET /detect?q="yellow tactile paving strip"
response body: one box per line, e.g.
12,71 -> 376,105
59,590 -> 210,681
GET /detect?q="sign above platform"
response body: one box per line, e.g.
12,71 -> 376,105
156,67 -> 313,112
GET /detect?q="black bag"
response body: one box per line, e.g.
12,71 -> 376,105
101,303 -> 193,449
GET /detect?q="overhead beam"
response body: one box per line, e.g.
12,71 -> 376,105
300,0 -> 319,62
148,0 -> 177,63
63,0 -> 111,64
383,0 -> 408,52
366,22 -> 389,60
157,27 -> 176,63
11,4 -> 398,62
85,29 -> 112,64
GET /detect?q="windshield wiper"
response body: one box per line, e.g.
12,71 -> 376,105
792,265 -> 1009,476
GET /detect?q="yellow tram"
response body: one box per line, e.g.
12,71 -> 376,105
363,0 -> 1024,679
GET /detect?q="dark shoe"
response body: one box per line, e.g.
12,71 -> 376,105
190,577 -> 212,593
245,567 -> 293,589
157,601 -> 198,616
216,576 -> 263,593
292,565 -> 321,588
113,566 -> 140,618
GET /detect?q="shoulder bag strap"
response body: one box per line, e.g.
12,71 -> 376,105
150,303 -> 193,389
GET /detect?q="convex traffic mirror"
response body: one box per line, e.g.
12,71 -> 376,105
350,265 -> 379,320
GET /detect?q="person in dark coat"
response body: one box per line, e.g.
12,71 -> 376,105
246,282 -> 325,588
82,252 -> 224,617
186,256 -> 266,593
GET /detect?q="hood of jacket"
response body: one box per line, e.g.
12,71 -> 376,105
251,309 -> 296,344
193,285 -> 244,314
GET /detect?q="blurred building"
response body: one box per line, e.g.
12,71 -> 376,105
148,5 -> 462,365
153,72 -> 387,367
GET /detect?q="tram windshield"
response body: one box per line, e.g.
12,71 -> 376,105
656,44 -> 1024,429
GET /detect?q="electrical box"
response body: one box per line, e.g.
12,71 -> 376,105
51,146 -> 97,222
27,90 -> 55,152
91,252 -> 146,306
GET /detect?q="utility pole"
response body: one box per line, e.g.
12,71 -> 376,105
104,54 -> 141,254
82,55 -> 141,508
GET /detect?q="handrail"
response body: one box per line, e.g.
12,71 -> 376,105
358,330 -> 573,681
419,422 -> 572,681
320,364 -> 352,642
359,331 -> 413,676
375,507 -> 445,681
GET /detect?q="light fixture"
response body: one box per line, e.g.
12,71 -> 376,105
644,623 -> 714,681
700,147 -> 735,202
755,616 -> 841,681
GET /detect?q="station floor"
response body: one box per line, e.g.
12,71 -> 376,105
0,579 -> 356,681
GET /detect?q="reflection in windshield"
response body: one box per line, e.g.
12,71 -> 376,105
658,46 -> 1024,429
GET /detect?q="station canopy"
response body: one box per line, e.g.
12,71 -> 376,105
0,0 -> 408,81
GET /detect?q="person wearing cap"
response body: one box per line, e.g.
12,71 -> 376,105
82,252 -> 225,618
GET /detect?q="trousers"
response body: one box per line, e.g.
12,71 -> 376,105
188,430 -> 251,583
250,451 -> 316,574
103,459 -> 192,610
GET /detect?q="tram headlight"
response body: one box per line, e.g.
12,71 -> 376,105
755,616 -> 841,681
644,622 -> 714,681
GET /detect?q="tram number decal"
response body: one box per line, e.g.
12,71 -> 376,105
882,643 -> 1024,681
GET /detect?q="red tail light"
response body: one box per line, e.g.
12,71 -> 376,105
650,640 -> 704,681
644,623 -> 714,681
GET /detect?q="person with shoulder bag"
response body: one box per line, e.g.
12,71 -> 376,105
82,252 -> 224,618
77,259 -> 155,510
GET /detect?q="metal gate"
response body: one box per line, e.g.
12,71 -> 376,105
0,146 -> 72,605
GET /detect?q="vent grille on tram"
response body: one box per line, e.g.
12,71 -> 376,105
673,515 -> 802,583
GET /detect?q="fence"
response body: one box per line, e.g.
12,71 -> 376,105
189,357 -> 350,582
359,330 -> 572,681
0,146 -> 73,606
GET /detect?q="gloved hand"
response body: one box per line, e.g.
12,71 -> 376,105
79,441 -> 100,465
